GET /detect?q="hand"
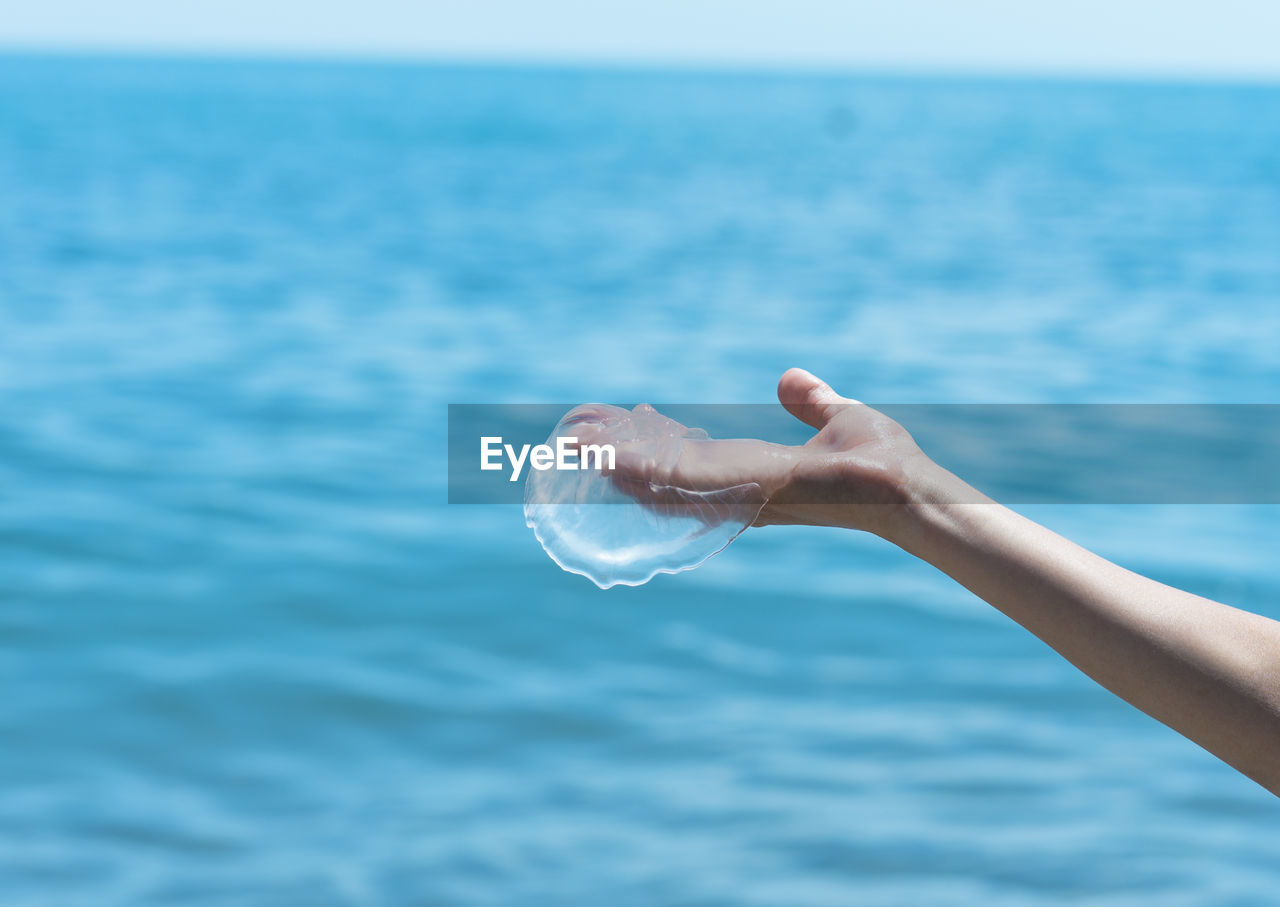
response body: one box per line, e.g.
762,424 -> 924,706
576,368 -> 939,537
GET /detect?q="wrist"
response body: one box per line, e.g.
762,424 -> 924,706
875,456 -> 987,550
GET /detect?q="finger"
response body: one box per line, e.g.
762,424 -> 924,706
608,475 -> 707,519
606,443 -> 662,483
608,473 -> 765,525
777,367 -> 857,430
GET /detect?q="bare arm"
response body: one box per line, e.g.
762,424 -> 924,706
606,368 -> 1280,794
887,465 -> 1280,796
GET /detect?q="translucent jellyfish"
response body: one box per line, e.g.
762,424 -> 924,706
524,404 -> 766,588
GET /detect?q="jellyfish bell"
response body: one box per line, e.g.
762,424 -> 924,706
524,404 -> 765,588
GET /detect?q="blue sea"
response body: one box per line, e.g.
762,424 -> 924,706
2,55 -> 1278,905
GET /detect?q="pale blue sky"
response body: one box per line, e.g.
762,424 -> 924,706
3,0 -> 1280,79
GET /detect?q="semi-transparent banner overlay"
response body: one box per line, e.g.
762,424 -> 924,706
448,404 -> 1280,505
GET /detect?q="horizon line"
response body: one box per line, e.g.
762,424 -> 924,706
4,42 -> 1280,89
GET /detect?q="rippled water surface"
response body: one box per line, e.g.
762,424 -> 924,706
1,55 -> 1278,904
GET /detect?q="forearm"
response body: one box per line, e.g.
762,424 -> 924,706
880,463 -> 1280,795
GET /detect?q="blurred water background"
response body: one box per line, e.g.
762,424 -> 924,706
1,54 -> 1278,905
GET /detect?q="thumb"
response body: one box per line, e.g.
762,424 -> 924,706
777,367 -> 855,430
